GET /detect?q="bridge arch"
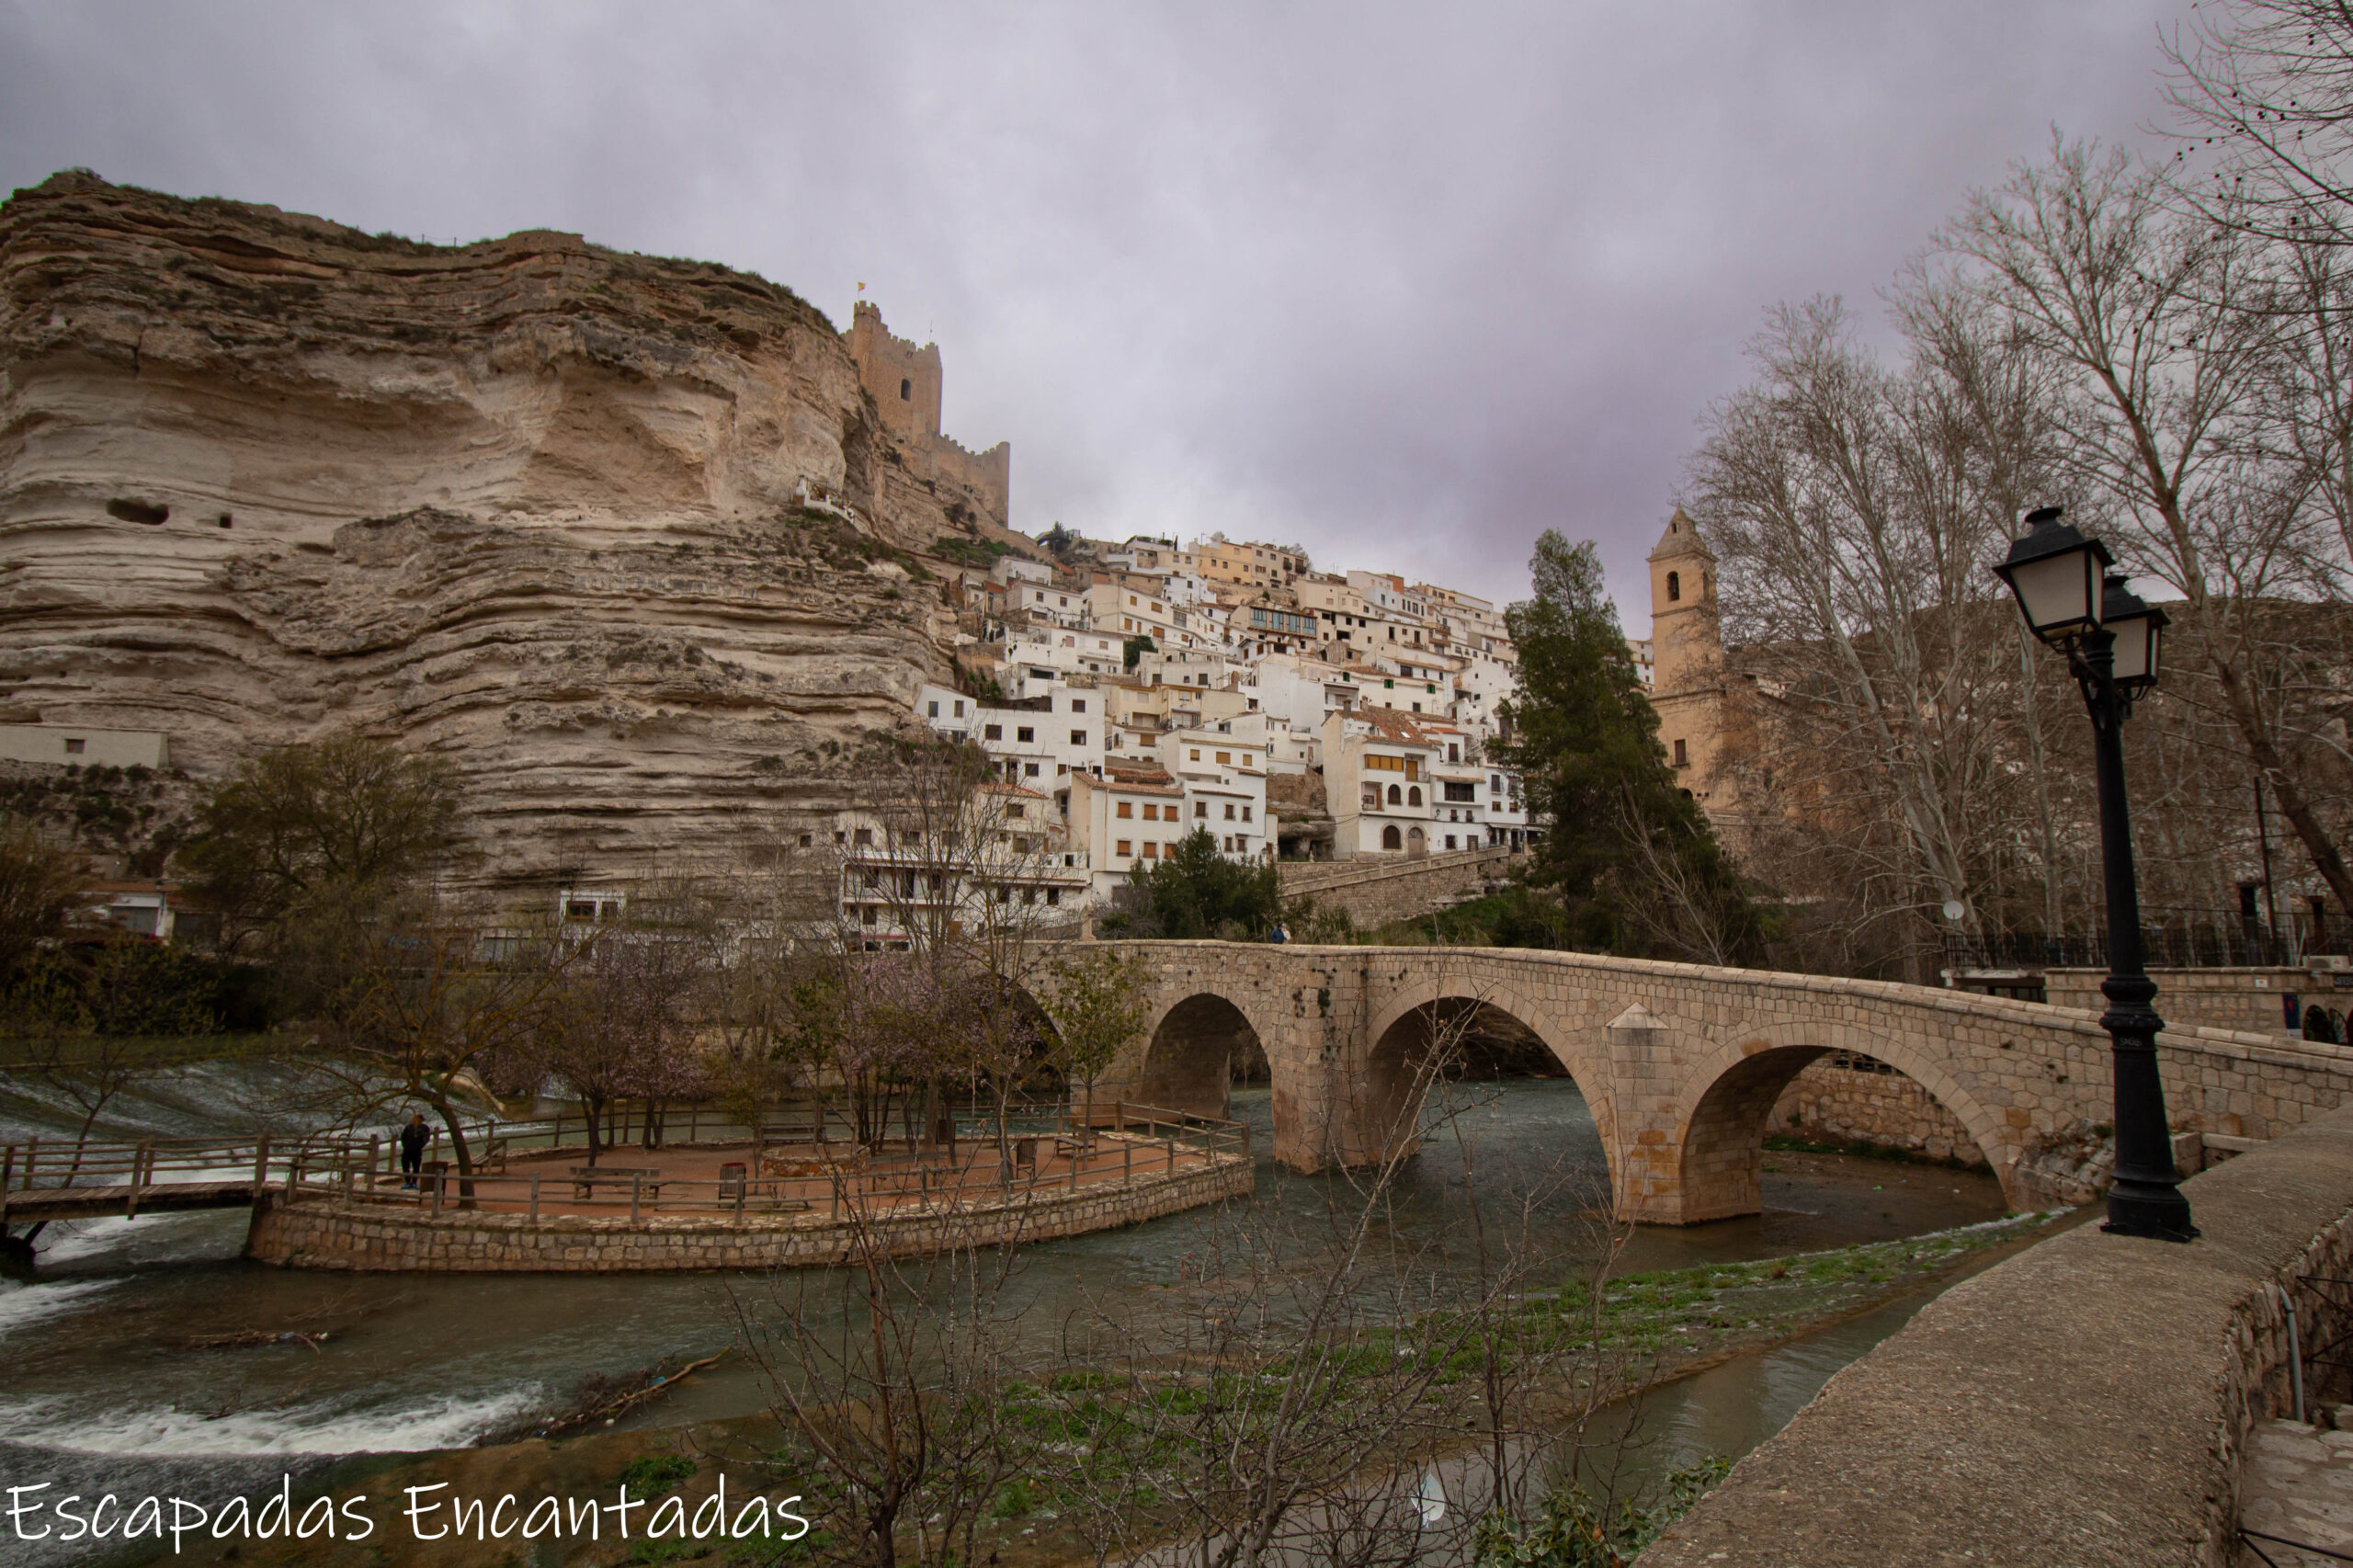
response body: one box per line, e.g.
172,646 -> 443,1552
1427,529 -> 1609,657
1351,978 -> 1620,1197
1670,1024 -> 2013,1222
1126,991 -> 1272,1121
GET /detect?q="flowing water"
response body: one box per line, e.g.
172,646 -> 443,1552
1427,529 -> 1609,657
0,1067 -> 2010,1562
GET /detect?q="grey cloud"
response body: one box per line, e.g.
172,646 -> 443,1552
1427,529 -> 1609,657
0,0 -> 2189,616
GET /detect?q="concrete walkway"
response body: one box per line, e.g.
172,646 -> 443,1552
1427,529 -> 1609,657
2241,1419 -> 2353,1566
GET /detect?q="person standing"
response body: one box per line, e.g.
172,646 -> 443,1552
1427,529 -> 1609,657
399,1112 -> 429,1189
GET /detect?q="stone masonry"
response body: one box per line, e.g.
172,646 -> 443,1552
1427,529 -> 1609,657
1058,941 -> 2353,1224
244,1149 -> 1250,1272
1640,1098 -> 2353,1566
1765,1053 -> 1984,1165
1276,846 -> 1519,929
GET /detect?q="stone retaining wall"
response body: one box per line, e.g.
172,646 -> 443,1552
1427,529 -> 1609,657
1764,1052 -> 1984,1164
2046,965 -> 2350,1042
1637,1101 -> 2353,1567
1276,848 -> 1519,929
244,1153 -> 1253,1272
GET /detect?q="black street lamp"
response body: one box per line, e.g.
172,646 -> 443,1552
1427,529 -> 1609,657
1995,506 -> 2195,1243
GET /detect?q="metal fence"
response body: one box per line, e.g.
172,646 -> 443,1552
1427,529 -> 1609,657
1946,907 -> 2340,972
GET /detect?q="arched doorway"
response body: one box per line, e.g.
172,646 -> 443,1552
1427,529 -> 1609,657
1133,994 -> 1262,1119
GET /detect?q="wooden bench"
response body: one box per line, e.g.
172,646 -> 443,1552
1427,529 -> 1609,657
570,1165 -> 660,1201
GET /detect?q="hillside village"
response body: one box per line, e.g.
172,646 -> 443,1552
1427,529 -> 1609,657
902,528 -> 1543,908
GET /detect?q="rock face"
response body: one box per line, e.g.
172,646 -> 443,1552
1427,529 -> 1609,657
0,171 -> 1023,886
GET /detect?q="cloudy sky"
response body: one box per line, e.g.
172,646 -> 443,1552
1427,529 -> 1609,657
1,1 -> 2194,619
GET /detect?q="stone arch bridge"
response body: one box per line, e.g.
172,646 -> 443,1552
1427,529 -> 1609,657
1057,942 -> 2353,1223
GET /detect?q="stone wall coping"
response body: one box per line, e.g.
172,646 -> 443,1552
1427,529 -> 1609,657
1637,1100 -> 2353,1567
1110,938 -> 2342,1069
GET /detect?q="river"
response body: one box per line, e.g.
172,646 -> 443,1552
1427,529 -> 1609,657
0,1067 -> 2010,1563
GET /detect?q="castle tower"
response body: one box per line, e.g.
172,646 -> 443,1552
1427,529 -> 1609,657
846,301 -> 944,443
1646,508 -> 1736,821
841,301 -> 1012,527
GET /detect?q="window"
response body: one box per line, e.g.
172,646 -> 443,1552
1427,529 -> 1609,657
1407,787 -> 1422,806
1388,783 -> 1403,805
1412,702 -> 1421,713
1024,761 -> 1041,777
1242,754 -> 1253,767
1666,571 -> 1681,602
1190,748 -> 1201,761
1365,754 -> 1404,772
1017,727 -> 1035,743
1242,805 -> 1253,822
1492,775 -> 1504,792
1673,738 -> 1688,767
1007,803 -> 1027,820
1129,596 -> 1138,607
799,833 -> 813,847
1382,824 -> 1403,850
1223,835 -> 1234,851
1194,801 -> 1207,818
953,699 -> 965,718
985,723 -> 1003,741
1071,699 -> 1086,712
1446,835 -> 1458,850
854,827 -> 874,846
1071,730 -> 1086,745
835,830 -> 847,844
927,700 -> 939,718
1142,803 -> 1159,821
1142,842 -> 1159,859
1363,785 -> 1381,810
1216,751 -> 1231,765
1445,781 -> 1477,802
1222,801 -> 1236,820
1046,888 -> 1061,905
64,738 -> 85,755
1117,839 -> 1132,856
1117,801 -> 1132,818
900,377 -> 912,401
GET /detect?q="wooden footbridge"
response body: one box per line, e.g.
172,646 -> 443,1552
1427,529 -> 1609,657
0,1134 -> 367,1223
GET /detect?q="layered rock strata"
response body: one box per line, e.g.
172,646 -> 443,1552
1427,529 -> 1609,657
0,171 -> 1022,885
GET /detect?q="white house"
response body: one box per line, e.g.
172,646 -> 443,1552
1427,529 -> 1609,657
1322,708 -> 1441,858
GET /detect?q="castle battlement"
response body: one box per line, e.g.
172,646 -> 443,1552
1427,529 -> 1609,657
845,301 -> 1010,525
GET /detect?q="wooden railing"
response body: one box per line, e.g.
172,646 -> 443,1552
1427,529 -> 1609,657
2,1101 -> 1252,1226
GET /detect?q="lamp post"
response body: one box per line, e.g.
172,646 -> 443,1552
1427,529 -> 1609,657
1994,506 -> 2195,1243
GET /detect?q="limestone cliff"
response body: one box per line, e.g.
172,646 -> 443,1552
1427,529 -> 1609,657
0,170 -> 1020,885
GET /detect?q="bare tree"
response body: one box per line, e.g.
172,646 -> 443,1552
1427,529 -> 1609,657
280,885 -> 582,1182
1940,136 -> 2353,918
1687,295 -> 2060,967
2164,0 -> 2353,246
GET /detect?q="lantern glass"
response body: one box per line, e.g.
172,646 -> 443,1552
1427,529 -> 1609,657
2108,610 -> 2153,685
2001,545 -> 2100,642
2099,577 -> 2167,692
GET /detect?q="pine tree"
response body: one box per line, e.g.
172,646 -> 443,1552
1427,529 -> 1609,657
1500,531 -> 1763,961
